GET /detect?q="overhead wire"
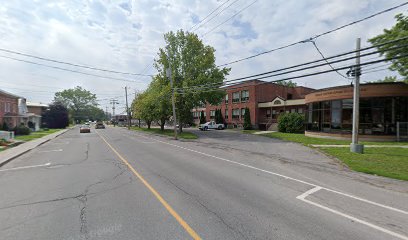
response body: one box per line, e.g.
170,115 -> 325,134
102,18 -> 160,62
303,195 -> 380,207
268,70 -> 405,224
174,37 -> 408,92
217,1 -> 408,67
189,0 -> 231,31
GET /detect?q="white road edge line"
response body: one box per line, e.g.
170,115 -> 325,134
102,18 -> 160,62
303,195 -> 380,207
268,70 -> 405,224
296,187 -> 408,240
123,130 -> 408,239
38,149 -> 63,153
130,131 -> 408,215
0,163 -> 51,172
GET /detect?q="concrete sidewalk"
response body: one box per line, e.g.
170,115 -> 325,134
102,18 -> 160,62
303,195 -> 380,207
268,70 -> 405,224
0,129 -> 69,167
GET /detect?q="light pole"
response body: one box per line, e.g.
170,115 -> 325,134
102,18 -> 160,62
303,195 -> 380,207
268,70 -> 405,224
166,49 -> 178,140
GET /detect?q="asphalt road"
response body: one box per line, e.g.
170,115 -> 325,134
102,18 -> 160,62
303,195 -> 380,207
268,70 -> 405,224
0,126 -> 407,240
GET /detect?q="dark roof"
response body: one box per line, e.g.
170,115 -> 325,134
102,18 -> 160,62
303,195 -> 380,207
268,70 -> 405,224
0,89 -> 24,99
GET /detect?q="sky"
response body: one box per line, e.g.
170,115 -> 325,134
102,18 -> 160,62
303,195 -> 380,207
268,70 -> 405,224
0,0 -> 406,114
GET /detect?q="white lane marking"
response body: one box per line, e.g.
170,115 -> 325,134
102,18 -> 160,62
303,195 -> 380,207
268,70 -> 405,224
296,186 -> 323,199
118,130 -> 408,239
49,141 -> 70,145
38,149 -> 63,153
0,163 -> 51,172
129,131 -> 408,215
297,187 -> 408,240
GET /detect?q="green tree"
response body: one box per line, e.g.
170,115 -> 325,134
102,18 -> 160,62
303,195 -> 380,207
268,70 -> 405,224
243,108 -> 252,130
214,109 -> 224,124
132,90 -> 156,129
154,30 -> 230,132
42,102 -> 69,129
276,80 -> 297,87
199,110 -> 206,124
54,86 -> 99,122
368,14 -> 408,81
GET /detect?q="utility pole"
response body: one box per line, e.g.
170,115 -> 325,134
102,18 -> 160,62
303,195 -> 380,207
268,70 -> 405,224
125,86 -> 131,129
350,38 -> 364,154
105,106 -> 108,120
110,99 -> 119,123
166,49 -> 178,140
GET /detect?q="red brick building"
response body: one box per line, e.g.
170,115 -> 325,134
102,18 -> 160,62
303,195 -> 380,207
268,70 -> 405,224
192,80 -> 314,130
0,89 -> 20,129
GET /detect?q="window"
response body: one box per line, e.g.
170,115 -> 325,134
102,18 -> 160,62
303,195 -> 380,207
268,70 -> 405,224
232,109 -> 240,119
298,108 -> 303,114
273,100 -> 282,105
331,100 -> 341,129
241,90 -> 249,102
232,92 -> 240,103
4,102 -> 11,113
266,109 -> 271,118
210,110 -> 215,119
287,93 -> 293,100
225,94 -> 229,104
225,109 -> 229,119
291,109 -> 296,113
241,108 -> 246,117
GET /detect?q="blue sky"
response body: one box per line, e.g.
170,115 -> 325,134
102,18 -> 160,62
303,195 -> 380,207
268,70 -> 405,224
0,0 -> 406,113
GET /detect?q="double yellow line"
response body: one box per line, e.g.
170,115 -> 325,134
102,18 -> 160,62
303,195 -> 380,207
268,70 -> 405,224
96,131 -> 201,240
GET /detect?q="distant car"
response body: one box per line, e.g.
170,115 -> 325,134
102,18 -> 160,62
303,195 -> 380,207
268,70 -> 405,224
95,122 -> 105,129
199,121 -> 225,131
80,125 -> 91,133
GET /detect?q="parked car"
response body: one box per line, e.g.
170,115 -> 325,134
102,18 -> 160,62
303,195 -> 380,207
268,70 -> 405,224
95,121 -> 105,129
80,125 -> 91,133
199,121 -> 225,131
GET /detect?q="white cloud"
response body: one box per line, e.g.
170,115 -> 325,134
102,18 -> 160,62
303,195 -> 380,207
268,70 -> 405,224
0,0 -> 406,113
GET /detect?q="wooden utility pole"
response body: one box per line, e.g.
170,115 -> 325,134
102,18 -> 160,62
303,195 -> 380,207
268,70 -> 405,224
166,49 -> 178,140
125,86 -> 131,129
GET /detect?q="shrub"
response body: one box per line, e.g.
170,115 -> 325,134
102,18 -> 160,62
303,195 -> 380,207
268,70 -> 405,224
1,122 -> 8,131
199,111 -> 206,124
13,125 -> 31,135
243,108 -> 252,130
278,113 -> 305,133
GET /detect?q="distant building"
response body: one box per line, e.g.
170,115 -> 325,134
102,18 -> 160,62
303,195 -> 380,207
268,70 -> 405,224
304,82 -> 408,141
0,89 -> 20,129
192,80 -> 315,130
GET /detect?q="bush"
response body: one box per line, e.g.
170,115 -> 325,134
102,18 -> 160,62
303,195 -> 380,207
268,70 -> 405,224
13,125 -> 31,135
1,122 -> 8,131
278,113 -> 305,133
243,108 -> 252,130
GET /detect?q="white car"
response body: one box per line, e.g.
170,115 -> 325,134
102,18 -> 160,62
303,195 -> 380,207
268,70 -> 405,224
199,121 -> 225,131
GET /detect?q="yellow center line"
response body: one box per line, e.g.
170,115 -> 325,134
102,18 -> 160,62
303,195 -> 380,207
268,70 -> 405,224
96,130 -> 201,240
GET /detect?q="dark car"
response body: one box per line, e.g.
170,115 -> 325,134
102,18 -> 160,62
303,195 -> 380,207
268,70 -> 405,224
95,122 -> 105,129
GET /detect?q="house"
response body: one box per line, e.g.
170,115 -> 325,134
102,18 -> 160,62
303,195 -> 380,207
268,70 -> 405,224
0,89 -> 42,131
0,89 -> 21,129
192,80 -> 315,130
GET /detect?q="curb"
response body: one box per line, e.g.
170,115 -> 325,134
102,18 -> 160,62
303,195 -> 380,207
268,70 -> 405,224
0,129 -> 70,167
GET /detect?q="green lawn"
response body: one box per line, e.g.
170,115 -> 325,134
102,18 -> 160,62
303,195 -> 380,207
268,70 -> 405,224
321,147 -> 408,181
14,129 -> 63,142
130,127 -> 198,140
260,132 -> 408,146
251,131 -> 408,181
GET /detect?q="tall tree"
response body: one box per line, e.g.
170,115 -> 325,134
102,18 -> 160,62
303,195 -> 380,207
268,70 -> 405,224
199,110 -> 206,124
243,107 -> 252,130
132,90 -> 156,129
154,30 -> 230,132
54,86 -> 99,122
42,102 -> 69,129
276,80 -> 297,87
368,14 -> 408,81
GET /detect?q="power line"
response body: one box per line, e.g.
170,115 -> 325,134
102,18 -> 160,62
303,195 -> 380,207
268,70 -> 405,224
191,0 -> 240,32
309,40 -> 350,79
176,53 -> 408,94
0,55 -> 145,83
201,0 -> 258,37
175,37 -> 408,92
217,2 -> 408,67
189,0 -> 231,31
0,48 -> 153,77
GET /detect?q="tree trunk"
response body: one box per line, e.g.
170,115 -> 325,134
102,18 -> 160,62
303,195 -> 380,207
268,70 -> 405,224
160,119 -> 165,131
178,123 -> 183,133
138,119 -> 141,128
147,121 -> 151,129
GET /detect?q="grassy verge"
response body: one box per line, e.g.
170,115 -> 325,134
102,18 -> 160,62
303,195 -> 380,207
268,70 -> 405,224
252,132 -> 408,181
260,132 -> 408,146
321,147 -> 408,181
14,129 -> 63,142
130,127 -> 198,140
